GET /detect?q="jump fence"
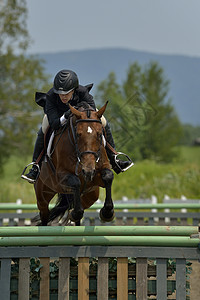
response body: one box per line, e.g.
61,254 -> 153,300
0,226 -> 199,300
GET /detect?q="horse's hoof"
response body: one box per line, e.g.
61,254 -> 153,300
99,208 -> 115,222
68,209 -> 83,222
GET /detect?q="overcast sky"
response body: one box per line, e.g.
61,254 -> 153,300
26,0 -> 200,57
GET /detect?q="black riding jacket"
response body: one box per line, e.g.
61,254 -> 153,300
36,84 -> 96,130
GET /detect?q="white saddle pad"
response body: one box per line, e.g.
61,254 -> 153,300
47,131 -> 55,157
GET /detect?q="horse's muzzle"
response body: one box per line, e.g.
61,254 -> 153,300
82,168 -> 96,181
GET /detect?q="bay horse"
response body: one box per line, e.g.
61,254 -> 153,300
34,101 -> 115,225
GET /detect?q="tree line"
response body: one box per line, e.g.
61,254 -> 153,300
0,0 -> 199,172
0,0 -> 50,170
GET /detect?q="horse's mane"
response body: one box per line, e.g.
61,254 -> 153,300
75,101 -> 94,111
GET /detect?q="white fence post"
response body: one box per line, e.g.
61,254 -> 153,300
122,196 -> 129,223
14,199 -> 23,223
181,195 -> 187,213
151,195 -> 158,223
16,199 -> 22,214
164,195 -> 170,223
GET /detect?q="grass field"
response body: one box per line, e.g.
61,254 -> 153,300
0,146 -> 200,204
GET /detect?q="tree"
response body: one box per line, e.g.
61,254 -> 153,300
0,0 -> 30,53
138,62 -> 182,161
0,0 -> 50,169
96,61 -> 182,162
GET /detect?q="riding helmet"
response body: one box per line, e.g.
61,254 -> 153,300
53,70 -> 79,94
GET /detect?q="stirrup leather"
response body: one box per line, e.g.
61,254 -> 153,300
21,162 -> 40,183
114,152 -> 134,172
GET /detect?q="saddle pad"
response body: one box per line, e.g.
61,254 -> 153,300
47,131 -> 55,157
102,135 -> 106,147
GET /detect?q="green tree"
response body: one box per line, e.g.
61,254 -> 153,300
0,0 -> 50,169
138,62 -> 182,161
0,0 -> 30,53
96,61 -> 182,162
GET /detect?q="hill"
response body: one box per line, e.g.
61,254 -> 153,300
37,48 -> 200,125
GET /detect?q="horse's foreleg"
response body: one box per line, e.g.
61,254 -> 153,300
38,204 -> 50,226
67,175 -> 84,222
34,179 -> 55,226
100,168 -> 114,222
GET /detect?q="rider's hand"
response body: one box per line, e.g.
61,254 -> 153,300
60,110 -> 71,125
64,110 -> 71,119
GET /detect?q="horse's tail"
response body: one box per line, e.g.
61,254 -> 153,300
48,194 -> 74,223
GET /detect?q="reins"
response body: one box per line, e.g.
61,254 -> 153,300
49,121 -> 69,157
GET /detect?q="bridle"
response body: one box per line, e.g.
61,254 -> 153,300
69,110 -> 103,174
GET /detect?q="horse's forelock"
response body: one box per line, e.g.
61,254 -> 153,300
74,102 -> 96,119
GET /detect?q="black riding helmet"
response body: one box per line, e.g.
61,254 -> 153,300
53,70 -> 79,94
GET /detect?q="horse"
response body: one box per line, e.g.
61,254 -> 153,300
34,101 -> 115,226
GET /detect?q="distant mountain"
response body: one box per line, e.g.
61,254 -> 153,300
37,48 -> 200,125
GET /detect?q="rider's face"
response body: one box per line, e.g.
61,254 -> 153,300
59,90 -> 74,104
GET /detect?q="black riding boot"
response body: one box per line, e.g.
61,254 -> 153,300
21,128 -> 44,183
105,123 -> 133,174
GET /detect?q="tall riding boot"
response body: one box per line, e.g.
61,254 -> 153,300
105,123 -> 133,174
32,128 -> 45,163
21,128 -> 44,183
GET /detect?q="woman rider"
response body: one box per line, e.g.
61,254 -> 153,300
22,69 -> 133,183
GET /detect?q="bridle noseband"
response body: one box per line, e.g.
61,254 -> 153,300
69,113 -> 103,174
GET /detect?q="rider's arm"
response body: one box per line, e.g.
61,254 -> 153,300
45,94 -> 62,130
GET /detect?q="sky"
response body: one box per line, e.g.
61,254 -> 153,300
26,0 -> 200,57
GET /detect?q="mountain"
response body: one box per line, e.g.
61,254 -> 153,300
37,48 -> 200,125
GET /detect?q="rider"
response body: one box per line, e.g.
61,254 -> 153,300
22,69 -> 133,183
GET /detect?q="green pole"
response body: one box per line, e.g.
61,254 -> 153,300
0,226 -> 198,237
0,204 -> 39,210
0,203 -> 200,210
0,235 -> 199,247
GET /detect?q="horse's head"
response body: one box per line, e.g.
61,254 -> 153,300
69,101 -> 108,181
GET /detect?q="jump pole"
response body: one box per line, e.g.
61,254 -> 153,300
0,235 -> 199,247
0,226 -> 198,237
0,203 -> 200,210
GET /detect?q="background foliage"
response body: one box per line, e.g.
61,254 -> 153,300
1,146 -> 199,203
96,62 -> 183,162
0,0 -> 50,170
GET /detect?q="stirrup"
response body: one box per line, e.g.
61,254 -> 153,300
114,152 -> 134,172
21,162 -> 40,183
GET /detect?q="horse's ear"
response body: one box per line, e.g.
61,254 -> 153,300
96,101 -> 108,119
69,104 -> 82,118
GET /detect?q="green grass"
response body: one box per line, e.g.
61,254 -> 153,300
110,146 -> 200,201
0,156 -> 36,204
178,146 -> 200,164
0,146 -> 200,204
